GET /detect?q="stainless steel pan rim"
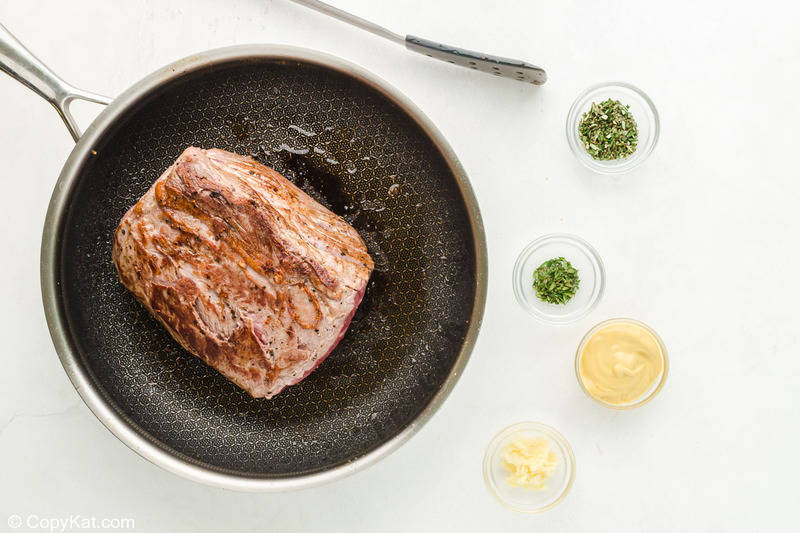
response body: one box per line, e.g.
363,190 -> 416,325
39,44 -> 488,491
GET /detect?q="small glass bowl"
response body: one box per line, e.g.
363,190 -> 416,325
566,81 -> 659,174
512,233 -> 605,324
575,318 -> 669,409
483,422 -> 576,513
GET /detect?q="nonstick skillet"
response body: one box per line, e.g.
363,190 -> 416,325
0,24 -> 486,490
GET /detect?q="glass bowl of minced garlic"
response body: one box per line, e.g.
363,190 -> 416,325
483,422 -> 575,513
566,81 -> 659,174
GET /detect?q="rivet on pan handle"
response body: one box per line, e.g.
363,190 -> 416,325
0,23 -> 112,141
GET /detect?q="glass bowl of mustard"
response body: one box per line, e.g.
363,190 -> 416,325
575,318 -> 669,409
566,82 -> 660,175
483,422 -> 576,513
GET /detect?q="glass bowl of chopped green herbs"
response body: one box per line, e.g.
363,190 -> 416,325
566,82 -> 659,174
512,234 -> 605,324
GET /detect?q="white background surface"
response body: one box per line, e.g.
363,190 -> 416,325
1,1 -> 798,531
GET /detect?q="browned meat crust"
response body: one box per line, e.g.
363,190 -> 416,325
112,147 -> 373,398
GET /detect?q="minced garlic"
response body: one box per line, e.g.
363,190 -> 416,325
501,436 -> 558,490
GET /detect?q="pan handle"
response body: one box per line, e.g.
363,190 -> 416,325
0,23 -> 112,142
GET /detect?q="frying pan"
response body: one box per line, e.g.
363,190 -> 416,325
1,24 -> 487,490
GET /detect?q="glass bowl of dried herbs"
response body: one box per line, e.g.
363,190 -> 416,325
566,82 -> 659,174
512,234 -> 605,324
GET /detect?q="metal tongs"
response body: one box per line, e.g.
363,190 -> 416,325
288,0 -> 547,85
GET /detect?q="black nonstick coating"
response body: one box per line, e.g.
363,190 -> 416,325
58,58 -> 477,477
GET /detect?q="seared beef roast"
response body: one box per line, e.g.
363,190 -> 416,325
112,147 -> 374,398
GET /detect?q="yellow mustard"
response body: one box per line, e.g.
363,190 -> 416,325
501,436 -> 558,490
579,321 -> 664,405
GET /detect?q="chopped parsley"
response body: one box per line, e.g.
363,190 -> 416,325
532,257 -> 580,305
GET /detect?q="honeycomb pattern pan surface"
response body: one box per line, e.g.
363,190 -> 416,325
46,47 -> 486,487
